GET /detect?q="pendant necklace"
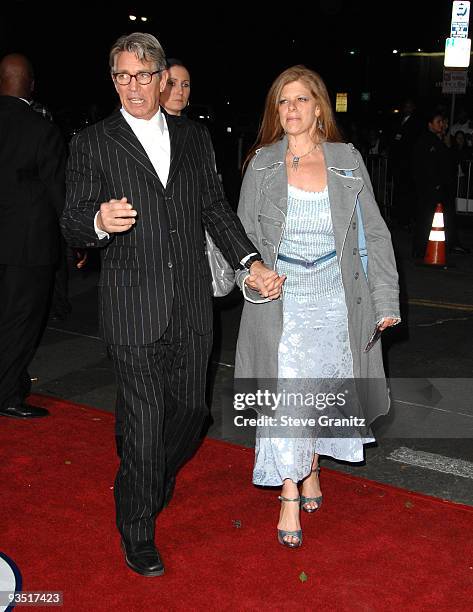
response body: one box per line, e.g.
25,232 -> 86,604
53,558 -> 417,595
290,143 -> 318,170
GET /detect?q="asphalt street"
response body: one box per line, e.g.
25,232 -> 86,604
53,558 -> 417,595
28,224 -> 473,506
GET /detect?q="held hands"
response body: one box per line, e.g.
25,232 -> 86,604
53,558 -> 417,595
244,260 -> 286,300
97,197 -> 137,233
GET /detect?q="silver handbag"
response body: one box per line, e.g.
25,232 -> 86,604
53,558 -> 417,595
205,230 -> 235,297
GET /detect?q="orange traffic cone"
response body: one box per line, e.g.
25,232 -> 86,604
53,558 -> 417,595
423,203 -> 446,266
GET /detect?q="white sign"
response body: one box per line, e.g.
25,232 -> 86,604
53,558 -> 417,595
442,68 -> 468,93
444,36 -> 471,67
452,1 -> 470,22
452,22 -> 469,37
451,1 -> 470,37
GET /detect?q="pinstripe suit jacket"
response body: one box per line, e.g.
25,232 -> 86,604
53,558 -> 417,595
61,110 -> 255,345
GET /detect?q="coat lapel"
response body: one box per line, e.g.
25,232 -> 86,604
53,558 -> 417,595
323,142 -> 363,257
253,137 -> 288,216
103,111 -> 163,187
165,111 -> 189,187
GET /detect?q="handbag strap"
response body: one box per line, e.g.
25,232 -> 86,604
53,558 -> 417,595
344,169 -> 368,277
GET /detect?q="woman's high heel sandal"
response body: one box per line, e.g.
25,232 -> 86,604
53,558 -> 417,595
300,466 -> 323,514
277,496 -> 302,548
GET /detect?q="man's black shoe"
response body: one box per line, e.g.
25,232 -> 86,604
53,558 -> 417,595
121,540 -> 165,577
0,404 -> 49,418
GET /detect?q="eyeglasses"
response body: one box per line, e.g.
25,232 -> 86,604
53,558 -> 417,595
113,70 -> 163,86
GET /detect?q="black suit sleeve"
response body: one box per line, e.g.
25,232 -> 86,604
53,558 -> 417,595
37,123 -> 67,218
61,130 -> 113,248
198,126 -> 258,268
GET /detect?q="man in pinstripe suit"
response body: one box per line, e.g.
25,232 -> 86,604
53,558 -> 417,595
61,33 -> 283,576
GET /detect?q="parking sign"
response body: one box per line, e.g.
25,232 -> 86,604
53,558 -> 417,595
451,1 -> 470,37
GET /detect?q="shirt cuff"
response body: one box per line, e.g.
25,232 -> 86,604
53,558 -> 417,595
94,211 -> 110,240
240,252 -> 258,266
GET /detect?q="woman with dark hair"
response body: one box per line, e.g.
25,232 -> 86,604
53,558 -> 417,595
160,58 -> 190,116
235,65 -> 400,548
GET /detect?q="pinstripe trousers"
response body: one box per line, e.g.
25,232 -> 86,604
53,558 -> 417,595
108,293 -> 212,546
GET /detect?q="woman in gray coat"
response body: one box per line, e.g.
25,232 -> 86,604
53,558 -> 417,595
235,66 -> 400,548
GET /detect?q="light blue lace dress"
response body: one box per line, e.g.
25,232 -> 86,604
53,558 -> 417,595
253,185 -> 374,486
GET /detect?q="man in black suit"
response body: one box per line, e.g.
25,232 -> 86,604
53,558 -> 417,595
61,32 -> 282,577
411,109 -> 469,258
0,54 -> 66,419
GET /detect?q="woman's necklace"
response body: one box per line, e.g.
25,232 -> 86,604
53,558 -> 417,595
289,143 -> 319,170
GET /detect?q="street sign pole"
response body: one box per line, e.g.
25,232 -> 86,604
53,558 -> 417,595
445,1 -> 471,130
450,93 -> 456,135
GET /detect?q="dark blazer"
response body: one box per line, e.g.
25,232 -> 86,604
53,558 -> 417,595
61,110 -> 256,345
0,95 -> 66,266
412,130 -> 456,205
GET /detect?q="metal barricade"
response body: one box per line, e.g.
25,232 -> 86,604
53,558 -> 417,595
455,159 -> 473,214
365,154 -> 394,224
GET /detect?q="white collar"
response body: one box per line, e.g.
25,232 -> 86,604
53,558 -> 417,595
120,107 -> 166,134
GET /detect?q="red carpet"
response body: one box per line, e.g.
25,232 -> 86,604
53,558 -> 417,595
1,394 -> 472,611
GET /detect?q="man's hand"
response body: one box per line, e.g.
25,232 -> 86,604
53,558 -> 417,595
74,249 -> 88,269
245,261 -> 286,299
97,197 -> 137,233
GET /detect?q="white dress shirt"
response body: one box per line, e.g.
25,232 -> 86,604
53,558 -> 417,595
120,107 -> 170,185
94,107 -> 170,239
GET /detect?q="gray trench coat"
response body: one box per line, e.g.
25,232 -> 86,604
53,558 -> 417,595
234,138 -> 400,420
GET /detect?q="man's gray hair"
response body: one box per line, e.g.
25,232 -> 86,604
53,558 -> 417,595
109,32 -> 167,72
